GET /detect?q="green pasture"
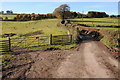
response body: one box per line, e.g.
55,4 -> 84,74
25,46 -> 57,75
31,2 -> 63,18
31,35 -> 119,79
69,18 -> 118,26
0,15 -> 16,19
2,19 -> 67,36
1,19 -> 72,52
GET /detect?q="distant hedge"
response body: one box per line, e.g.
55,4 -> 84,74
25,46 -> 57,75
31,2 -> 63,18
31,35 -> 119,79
87,11 -> 109,18
14,14 -> 56,21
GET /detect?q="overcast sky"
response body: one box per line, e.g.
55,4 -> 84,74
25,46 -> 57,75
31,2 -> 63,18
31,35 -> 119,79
1,2 -> 119,15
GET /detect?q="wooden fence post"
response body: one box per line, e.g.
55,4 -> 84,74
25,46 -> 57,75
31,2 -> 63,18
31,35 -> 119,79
24,38 -> 26,48
49,34 -> 52,45
8,37 -> 11,51
38,37 -> 39,46
70,35 -> 72,43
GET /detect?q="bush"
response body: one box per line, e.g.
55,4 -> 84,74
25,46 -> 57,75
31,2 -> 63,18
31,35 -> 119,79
4,17 -> 8,20
0,17 -> 3,21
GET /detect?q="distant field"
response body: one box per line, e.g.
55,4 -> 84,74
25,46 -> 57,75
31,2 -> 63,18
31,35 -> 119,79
0,15 -> 16,19
69,18 -> 118,26
2,19 -> 67,37
2,18 -> 119,38
1,15 -> 118,26
95,27 -> 119,31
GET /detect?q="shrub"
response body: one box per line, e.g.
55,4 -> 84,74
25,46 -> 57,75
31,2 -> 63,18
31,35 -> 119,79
4,17 -> 8,21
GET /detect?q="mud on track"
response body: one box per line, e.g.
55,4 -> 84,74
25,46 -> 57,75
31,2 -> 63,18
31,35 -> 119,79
2,41 -> 119,79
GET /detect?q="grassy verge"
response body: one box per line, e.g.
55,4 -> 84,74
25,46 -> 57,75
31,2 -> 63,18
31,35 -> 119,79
0,52 -> 16,66
30,43 -> 77,50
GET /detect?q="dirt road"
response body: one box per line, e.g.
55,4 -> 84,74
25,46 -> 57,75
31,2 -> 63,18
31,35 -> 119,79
53,41 -> 118,78
2,41 -> 119,79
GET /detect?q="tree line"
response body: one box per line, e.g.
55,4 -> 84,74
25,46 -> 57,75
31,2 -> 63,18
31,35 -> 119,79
0,10 -> 15,15
54,10 -> 119,19
53,4 -> 119,20
0,4 -> 119,21
0,13 -> 56,21
14,13 -> 56,21
0,11 -> 119,21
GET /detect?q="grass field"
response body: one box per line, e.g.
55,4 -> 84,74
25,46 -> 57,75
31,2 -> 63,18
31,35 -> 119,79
69,18 -> 118,26
2,18 -> 119,39
0,15 -> 16,19
2,19 -> 67,36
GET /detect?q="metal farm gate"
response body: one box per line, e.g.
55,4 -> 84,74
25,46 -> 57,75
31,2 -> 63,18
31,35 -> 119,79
10,36 -> 49,50
52,35 -> 72,44
1,34 -> 72,51
0,40 -> 9,53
